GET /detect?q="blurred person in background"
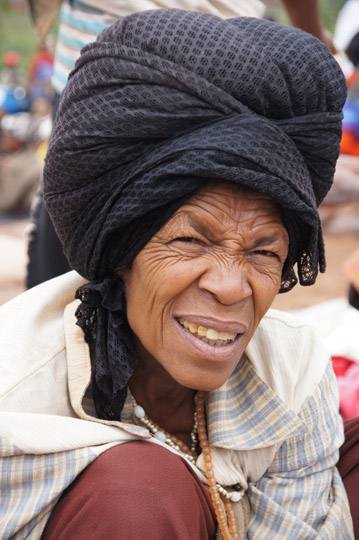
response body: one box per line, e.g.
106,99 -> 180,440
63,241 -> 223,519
0,51 -> 25,87
0,112 -> 43,215
25,0 -> 337,288
27,36 -> 55,106
319,1 -> 359,249
334,0 -> 359,157
0,52 -> 31,118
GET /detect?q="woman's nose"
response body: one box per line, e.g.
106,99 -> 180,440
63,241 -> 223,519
197,261 -> 252,305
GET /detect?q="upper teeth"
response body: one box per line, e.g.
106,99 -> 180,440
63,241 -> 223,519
178,319 -> 237,341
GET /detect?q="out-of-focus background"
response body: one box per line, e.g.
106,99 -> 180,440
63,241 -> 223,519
0,0 -> 358,309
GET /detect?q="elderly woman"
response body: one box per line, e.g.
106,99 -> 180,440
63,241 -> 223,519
0,9 -> 355,540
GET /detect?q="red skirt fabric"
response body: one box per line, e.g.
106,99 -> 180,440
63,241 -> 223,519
42,441 -> 216,540
338,417 -> 359,539
43,419 -> 359,539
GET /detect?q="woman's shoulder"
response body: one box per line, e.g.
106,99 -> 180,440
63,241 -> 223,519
245,308 -> 331,413
262,306 -> 322,328
256,306 -> 328,348
0,271 -> 86,411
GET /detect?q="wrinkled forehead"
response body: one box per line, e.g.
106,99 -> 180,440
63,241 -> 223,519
188,180 -> 284,217
191,180 -> 277,202
160,180 -> 287,237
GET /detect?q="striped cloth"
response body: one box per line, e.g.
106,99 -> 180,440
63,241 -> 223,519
0,271 -> 354,539
52,0 -> 117,93
52,0 -> 265,94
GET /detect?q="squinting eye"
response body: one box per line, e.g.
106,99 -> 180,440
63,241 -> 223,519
175,237 -> 199,244
254,250 -> 279,260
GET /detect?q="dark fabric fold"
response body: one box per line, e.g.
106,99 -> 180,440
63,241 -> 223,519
43,10 -> 347,417
44,12 -> 346,285
75,278 -> 136,418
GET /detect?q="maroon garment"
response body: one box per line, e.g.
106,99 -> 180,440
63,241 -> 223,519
43,419 -> 359,539
338,417 -> 359,539
42,441 -> 217,540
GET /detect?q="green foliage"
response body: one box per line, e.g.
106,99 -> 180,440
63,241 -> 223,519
319,0 -> 346,33
0,0 -> 11,11
0,3 -> 38,74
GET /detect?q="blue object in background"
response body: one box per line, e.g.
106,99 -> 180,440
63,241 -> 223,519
0,85 -> 31,114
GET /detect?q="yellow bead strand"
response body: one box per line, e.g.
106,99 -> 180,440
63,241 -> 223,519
196,391 -> 239,540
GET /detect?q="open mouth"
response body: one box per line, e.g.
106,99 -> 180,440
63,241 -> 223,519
177,318 -> 238,347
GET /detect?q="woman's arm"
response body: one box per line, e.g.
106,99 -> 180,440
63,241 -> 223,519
281,0 -> 336,52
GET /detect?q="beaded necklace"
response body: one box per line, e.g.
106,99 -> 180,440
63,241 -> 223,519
131,390 -> 243,540
131,396 -> 198,462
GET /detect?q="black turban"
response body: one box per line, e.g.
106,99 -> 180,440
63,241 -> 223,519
43,10 -> 347,419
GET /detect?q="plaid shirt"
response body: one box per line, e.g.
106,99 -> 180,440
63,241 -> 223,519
0,272 -> 354,539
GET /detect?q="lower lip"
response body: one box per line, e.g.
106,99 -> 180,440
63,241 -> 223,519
175,320 -> 244,361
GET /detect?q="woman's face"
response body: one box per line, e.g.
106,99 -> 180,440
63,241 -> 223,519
124,183 -> 289,392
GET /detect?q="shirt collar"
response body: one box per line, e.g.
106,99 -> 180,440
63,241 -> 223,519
206,354 -> 307,450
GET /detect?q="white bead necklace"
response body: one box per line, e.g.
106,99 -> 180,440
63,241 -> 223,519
132,397 -> 198,463
131,394 -> 244,504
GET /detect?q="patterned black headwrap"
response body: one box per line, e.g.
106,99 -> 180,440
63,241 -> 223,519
43,9 -> 347,419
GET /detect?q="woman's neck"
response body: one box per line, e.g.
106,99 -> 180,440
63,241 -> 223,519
129,357 -> 196,444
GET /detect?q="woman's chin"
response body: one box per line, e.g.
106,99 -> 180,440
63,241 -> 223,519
166,364 -> 236,393
157,319 -> 245,390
